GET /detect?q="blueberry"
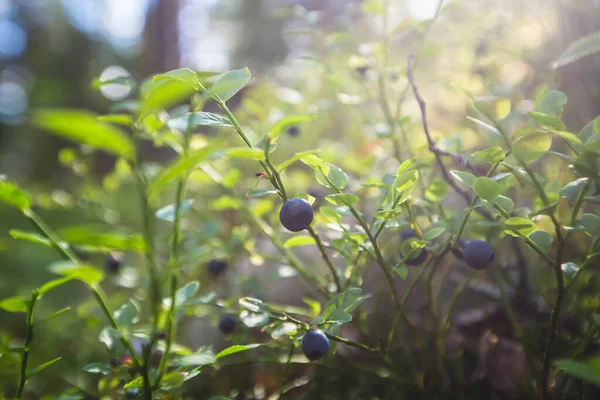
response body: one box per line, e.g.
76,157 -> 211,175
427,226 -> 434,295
463,240 -> 494,270
105,252 -> 123,273
207,259 -> 227,276
125,388 -> 140,398
404,248 -> 428,266
218,315 -> 237,335
286,126 -> 300,137
451,238 -> 468,260
301,329 -> 330,361
110,358 -> 122,367
401,228 -> 417,241
355,65 -> 368,77
279,198 -> 314,232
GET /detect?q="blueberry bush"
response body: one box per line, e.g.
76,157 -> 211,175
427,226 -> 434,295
1,2 -> 600,399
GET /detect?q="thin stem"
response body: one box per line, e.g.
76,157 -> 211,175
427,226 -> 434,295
307,226 -> 341,293
278,344 -> 295,399
16,291 -> 38,400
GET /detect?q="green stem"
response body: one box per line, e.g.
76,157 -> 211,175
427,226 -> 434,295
278,344 -> 295,398
307,226 -> 341,293
16,291 -> 38,399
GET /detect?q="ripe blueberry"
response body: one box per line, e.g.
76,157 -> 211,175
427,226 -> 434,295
400,228 -> 427,266
105,252 -> 123,273
219,315 -> 237,335
286,126 -> 300,137
207,258 -> 227,276
279,198 -> 314,232
463,240 -> 494,270
302,329 -> 330,361
125,388 -> 140,398
451,238 -> 468,260
355,65 -> 368,77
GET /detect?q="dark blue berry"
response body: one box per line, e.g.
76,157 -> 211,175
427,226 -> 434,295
287,126 -> 300,137
125,388 -> 140,398
279,198 -> 314,232
110,358 -> 122,367
105,252 -> 123,273
404,248 -> 428,266
463,240 -> 494,270
302,329 -> 330,361
401,228 -> 417,241
219,315 -> 237,335
207,259 -> 227,276
356,65 -> 368,77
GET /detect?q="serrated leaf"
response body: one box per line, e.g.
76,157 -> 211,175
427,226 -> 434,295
49,261 -> 104,285
0,179 -> 31,212
284,236 -> 316,248
203,67 -> 251,102
316,163 -> 348,189
156,200 -> 194,222
551,30 -> 600,69
504,217 -> 536,237
325,193 -> 359,206
215,344 -> 261,360
514,132 -> 553,163
268,115 -> 314,139
472,147 -> 505,164
0,296 -> 28,313
450,170 -> 476,187
473,177 -> 504,200
31,109 -> 136,160
167,112 -> 232,131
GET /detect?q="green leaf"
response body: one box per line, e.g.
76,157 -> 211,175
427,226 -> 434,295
39,307 -> 71,324
325,193 -> 359,206
114,299 -> 140,327
9,230 -> 54,248
513,132 -> 553,163
467,117 -> 502,137
57,226 -> 147,252
300,154 -> 329,174
594,314 -> 600,327
167,112 -> 232,131
561,178 -> 594,202
316,163 -> 348,189
575,214 -> 600,237
31,109 -> 136,160
393,264 -> 409,280
504,217 -> 536,237
214,344 -> 261,360
396,158 -> 417,174
38,277 -> 73,295
313,288 -> 370,325
27,357 -> 62,378
393,170 -> 419,204
528,202 -> 558,218
98,327 -> 126,356
551,30 -> 600,69
553,130 -> 583,145
473,177 -> 504,200
527,111 -> 566,131
561,262 -> 580,279
49,261 -> 104,285
0,296 -> 28,313
150,147 -> 215,194
424,178 -> 448,202
277,149 -> 321,171
268,115 -> 314,139
153,68 -> 201,90
0,179 -> 31,212
173,346 -> 215,367
140,78 -> 195,112
175,281 -> 200,306
97,114 -> 132,127
124,377 -> 144,389
216,147 -> 265,161
91,75 -> 135,91
423,227 -> 446,241
156,200 -> 194,222
82,363 -> 111,376
555,359 -> 600,386
491,195 -> 515,214
540,90 -> 567,117
247,188 -> 279,198
472,147 -> 505,164
529,230 -> 554,253
239,297 -> 270,313
450,170 -> 476,187
203,67 -> 251,102
284,236 -> 316,248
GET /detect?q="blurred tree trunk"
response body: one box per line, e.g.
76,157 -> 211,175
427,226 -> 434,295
139,0 -> 181,77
